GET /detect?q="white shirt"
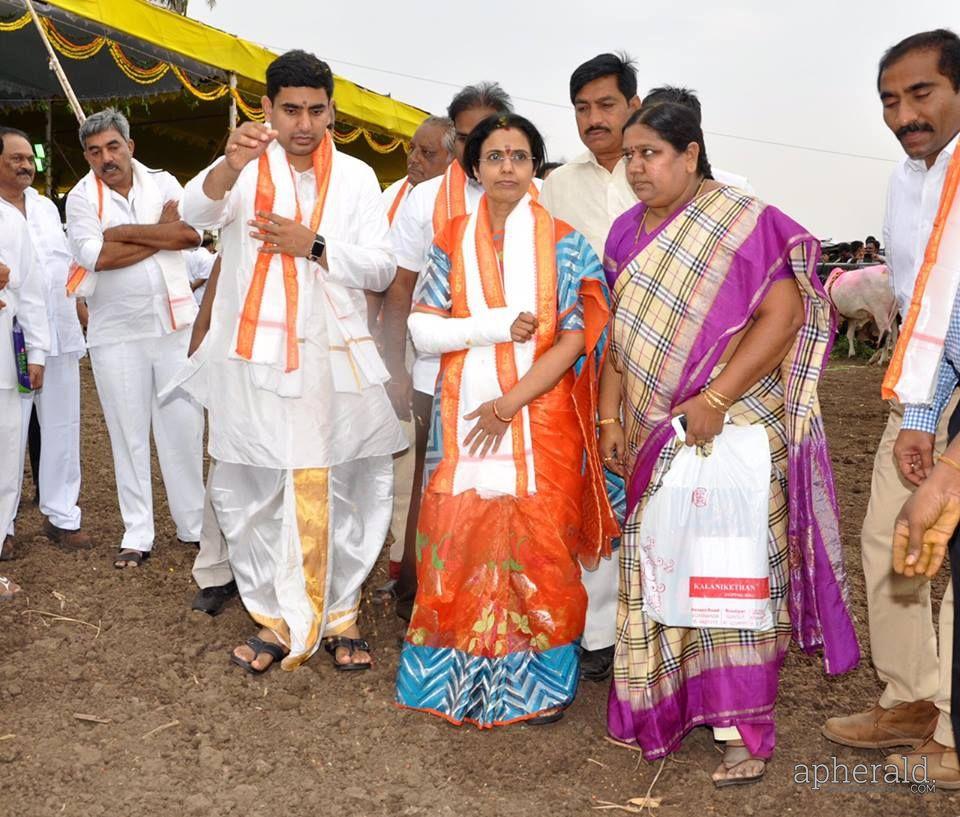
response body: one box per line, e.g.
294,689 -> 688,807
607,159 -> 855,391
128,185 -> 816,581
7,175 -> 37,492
0,207 -> 49,387
539,151 -> 637,258
883,132 -> 959,316
66,168 -> 191,348
185,247 -> 216,305
0,190 -> 85,358
181,149 -> 406,470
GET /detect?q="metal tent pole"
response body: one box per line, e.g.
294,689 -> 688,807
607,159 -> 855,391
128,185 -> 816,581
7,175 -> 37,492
45,102 -> 53,194
24,0 -> 86,124
228,72 -> 237,131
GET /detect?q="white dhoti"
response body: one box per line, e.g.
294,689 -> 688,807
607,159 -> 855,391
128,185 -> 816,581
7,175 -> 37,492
9,352 -> 83,536
192,460 -> 233,589
0,388 -> 23,537
210,455 -> 394,670
582,555 -> 619,650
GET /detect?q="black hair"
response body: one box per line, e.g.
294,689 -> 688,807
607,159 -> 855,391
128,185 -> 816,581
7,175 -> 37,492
266,50 -> 334,102
569,52 -> 638,104
850,240 -> 864,251
643,86 -> 702,125
0,126 -> 30,155
624,102 -> 713,179
878,29 -> 960,92
463,114 -> 546,181
447,82 -> 512,123
537,161 -> 563,179
865,235 -> 879,246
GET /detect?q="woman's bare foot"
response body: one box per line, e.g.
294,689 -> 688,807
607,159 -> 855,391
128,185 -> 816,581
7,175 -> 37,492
0,576 -> 21,600
232,628 -> 285,672
712,741 -> 766,787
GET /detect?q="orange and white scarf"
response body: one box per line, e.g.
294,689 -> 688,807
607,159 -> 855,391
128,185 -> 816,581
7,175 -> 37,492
883,147 -> 960,403
386,177 -> 410,225
231,133 -> 387,397
432,161 -> 539,235
442,194 -> 556,498
66,161 -> 196,331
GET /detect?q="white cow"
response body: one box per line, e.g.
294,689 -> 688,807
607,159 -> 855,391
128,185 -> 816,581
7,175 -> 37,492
825,264 -> 898,364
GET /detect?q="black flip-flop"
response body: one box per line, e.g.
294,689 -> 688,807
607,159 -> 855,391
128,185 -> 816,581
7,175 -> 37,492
527,708 -> 566,726
323,637 -> 372,672
230,636 -> 286,675
113,549 -> 150,569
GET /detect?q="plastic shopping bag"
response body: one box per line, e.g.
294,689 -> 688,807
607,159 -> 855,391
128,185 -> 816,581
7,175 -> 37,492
639,420 -> 773,631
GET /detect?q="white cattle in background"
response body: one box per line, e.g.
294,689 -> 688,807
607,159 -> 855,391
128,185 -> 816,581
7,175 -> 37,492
825,264 -> 898,364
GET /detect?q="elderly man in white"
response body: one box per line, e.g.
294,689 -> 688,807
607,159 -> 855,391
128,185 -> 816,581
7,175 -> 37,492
0,126 -> 90,557
0,189 -> 49,596
178,50 -> 405,674
66,108 -> 205,569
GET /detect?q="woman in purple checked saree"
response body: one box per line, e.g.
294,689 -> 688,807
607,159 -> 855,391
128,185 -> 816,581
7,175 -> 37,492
597,103 -> 860,787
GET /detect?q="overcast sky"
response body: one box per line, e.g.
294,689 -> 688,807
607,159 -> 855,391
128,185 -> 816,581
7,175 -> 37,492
191,0 -> 953,242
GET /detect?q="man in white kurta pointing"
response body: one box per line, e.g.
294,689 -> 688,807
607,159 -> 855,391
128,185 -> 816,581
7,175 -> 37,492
181,50 -> 405,673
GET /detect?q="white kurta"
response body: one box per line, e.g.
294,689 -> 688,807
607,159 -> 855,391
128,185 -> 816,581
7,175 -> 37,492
181,148 -> 407,469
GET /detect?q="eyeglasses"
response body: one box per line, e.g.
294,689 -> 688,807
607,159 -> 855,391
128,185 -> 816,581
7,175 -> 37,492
479,150 -> 532,166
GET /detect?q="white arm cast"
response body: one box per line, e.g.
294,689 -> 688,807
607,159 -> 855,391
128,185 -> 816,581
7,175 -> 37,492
408,307 -> 515,354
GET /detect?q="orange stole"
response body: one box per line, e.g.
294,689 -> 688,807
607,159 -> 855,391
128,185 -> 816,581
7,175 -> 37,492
883,145 -> 960,399
235,133 -> 333,373
407,203 -> 616,657
65,176 -> 105,295
386,177 -> 411,225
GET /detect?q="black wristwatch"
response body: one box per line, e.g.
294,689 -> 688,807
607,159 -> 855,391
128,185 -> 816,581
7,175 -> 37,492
309,233 -> 326,262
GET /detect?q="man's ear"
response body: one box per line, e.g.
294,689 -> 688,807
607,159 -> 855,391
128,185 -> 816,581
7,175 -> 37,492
262,95 -> 273,123
127,138 -> 135,157
628,95 -> 641,113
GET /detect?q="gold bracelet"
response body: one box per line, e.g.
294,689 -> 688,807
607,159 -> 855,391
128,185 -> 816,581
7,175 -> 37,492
492,400 -> 513,423
939,454 -> 960,473
701,390 -> 730,413
705,385 -> 734,405
597,417 -> 621,427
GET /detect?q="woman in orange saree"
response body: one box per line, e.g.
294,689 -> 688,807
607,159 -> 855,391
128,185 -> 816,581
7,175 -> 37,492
395,114 -> 618,727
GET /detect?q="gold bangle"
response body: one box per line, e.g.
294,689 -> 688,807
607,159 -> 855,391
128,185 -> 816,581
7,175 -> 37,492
705,385 -> 734,405
492,400 -> 513,423
597,417 -> 621,427
702,387 -> 733,412
701,391 -> 730,413
939,454 -> 960,473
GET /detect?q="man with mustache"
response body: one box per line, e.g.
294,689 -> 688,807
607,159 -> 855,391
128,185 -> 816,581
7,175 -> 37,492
66,109 -> 205,568
0,136 -> 48,597
0,127 -> 89,557
823,30 -> 960,785
540,53 -> 640,681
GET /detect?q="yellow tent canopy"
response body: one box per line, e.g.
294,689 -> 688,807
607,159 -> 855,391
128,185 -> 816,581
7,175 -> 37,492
0,0 -> 426,190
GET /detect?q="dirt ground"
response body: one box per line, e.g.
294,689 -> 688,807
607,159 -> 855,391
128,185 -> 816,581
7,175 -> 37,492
0,356 -> 955,817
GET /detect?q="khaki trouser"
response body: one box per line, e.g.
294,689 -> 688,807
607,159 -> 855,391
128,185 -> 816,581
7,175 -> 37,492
861,397 -> 956,746
388,419 -> 416,564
